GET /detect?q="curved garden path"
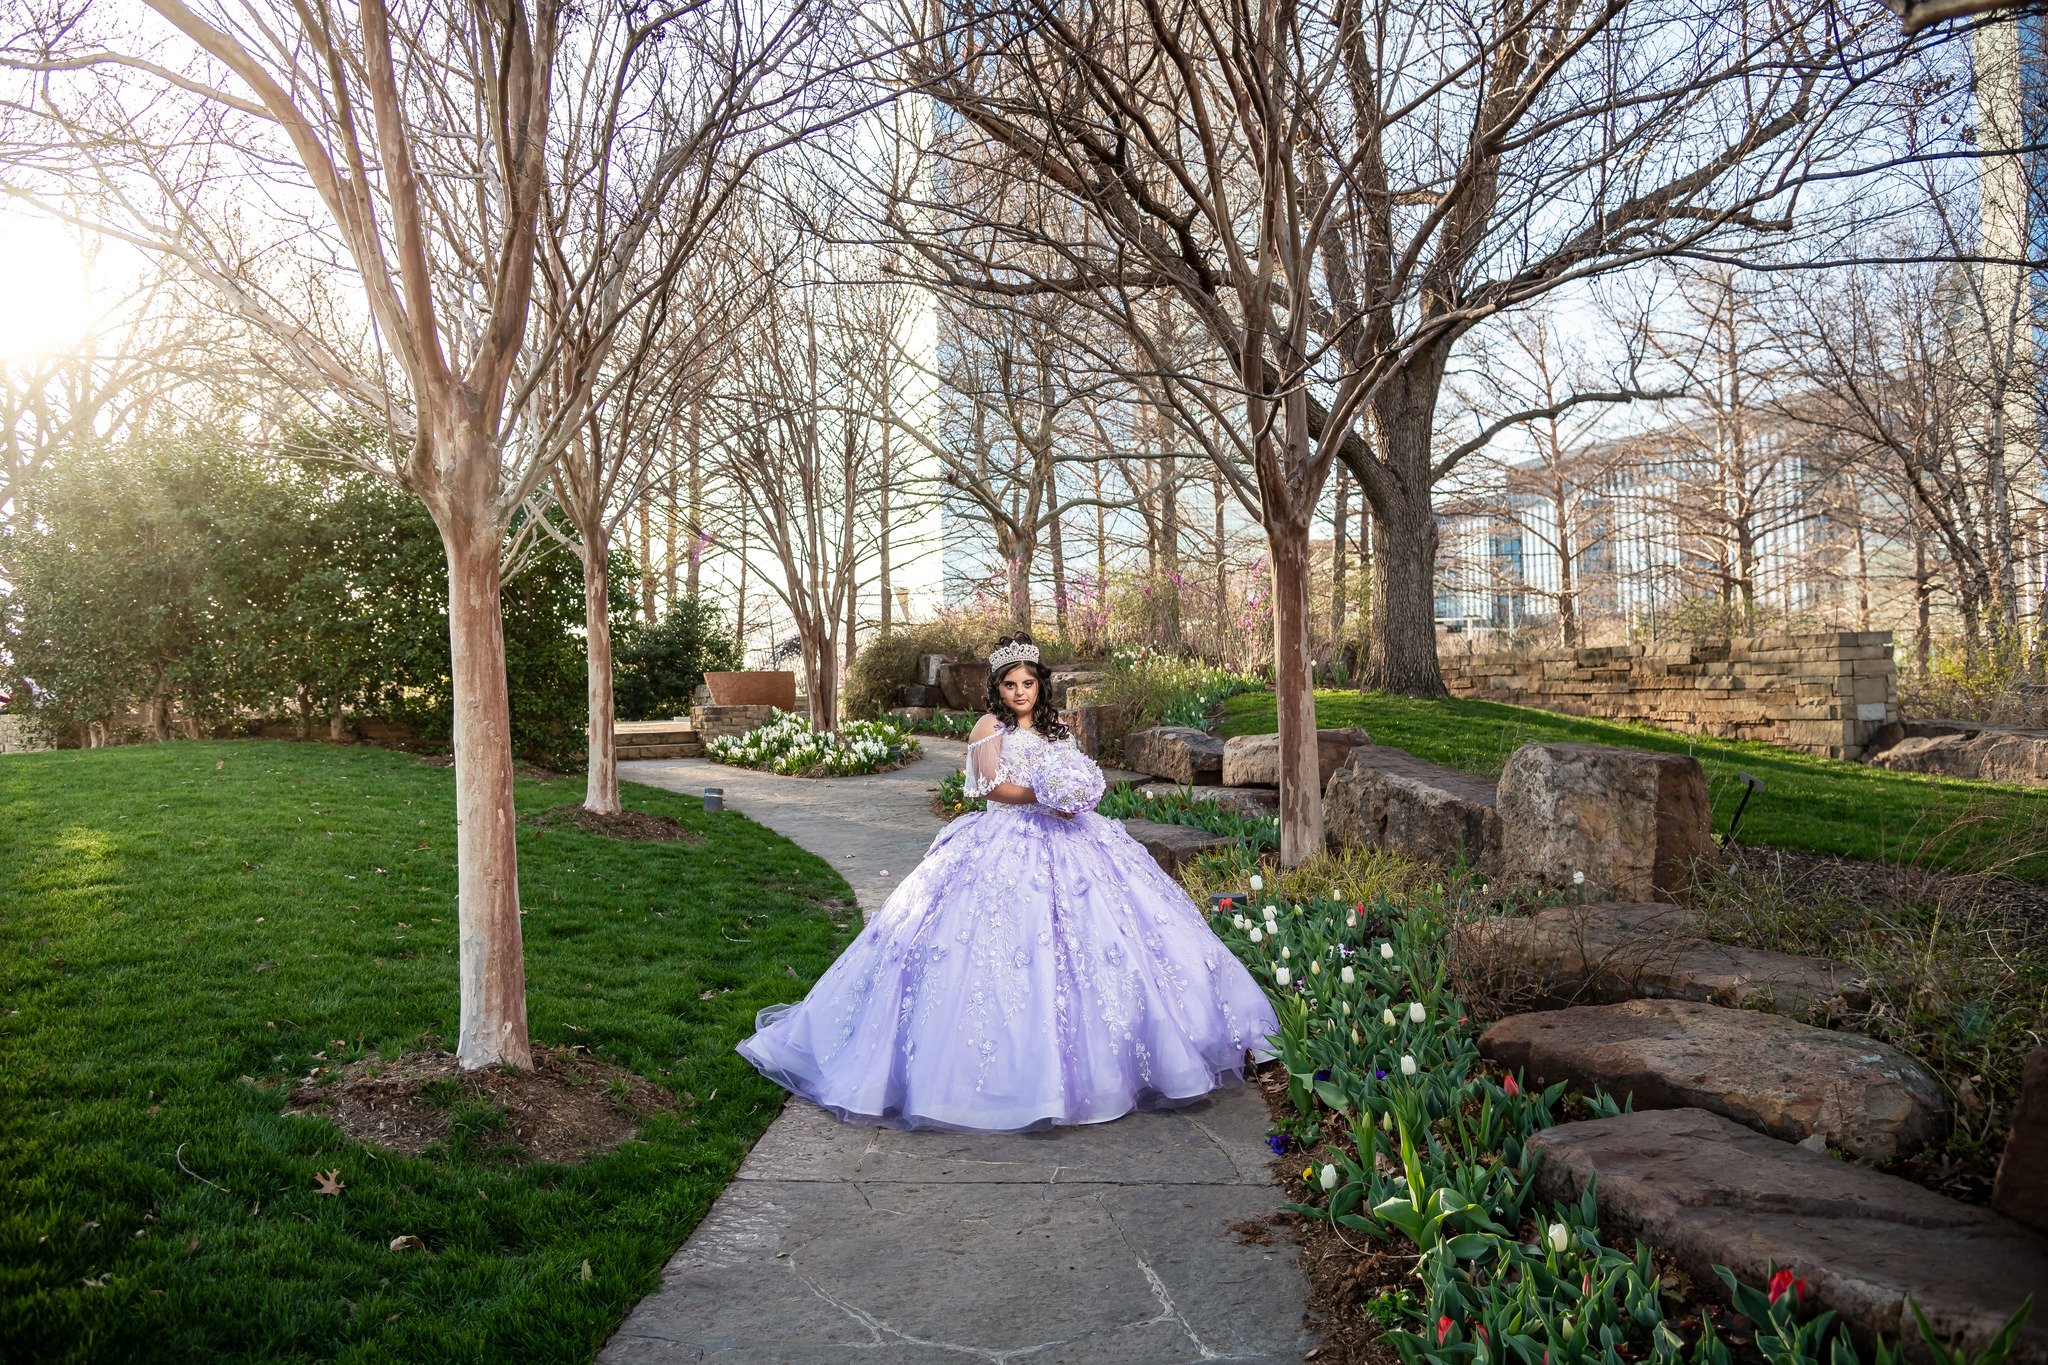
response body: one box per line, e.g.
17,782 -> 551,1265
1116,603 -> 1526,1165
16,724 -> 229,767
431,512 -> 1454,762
604,744 -> 1314,1363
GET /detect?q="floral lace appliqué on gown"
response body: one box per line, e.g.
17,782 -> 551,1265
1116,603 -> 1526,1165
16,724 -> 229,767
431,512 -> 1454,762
736,724 -> 1280,1132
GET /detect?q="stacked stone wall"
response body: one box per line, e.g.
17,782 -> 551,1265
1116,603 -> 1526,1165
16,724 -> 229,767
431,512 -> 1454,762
1438,631 -> 1897,759
0,715 -> 50,754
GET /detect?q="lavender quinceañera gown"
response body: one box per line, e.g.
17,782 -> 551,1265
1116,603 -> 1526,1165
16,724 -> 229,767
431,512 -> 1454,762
735,723 -> 1279,1132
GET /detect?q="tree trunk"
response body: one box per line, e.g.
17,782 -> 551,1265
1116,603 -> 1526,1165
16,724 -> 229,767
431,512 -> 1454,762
1268,519 -> 1325,866
582,532 -> 621,815
1330,469 -> 1349,647
1361,497 -> 1446,695
439,519 -> 532,1072
879,419 -> 894,632
1915,530 -> 1932,675
1048,464 -> 1068,638
638,499 -> 656,622
1358,353 -> 1449,696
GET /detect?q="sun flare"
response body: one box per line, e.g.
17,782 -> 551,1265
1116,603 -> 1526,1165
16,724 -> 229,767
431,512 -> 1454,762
0,213 -> 94,362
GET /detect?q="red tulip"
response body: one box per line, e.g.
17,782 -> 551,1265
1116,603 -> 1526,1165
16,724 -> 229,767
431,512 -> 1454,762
1767,1268 -> 1807,1305
1502,1073 -> 1520,1097
1437,1316 -> 1455,1346
1220,897 -> 1233,910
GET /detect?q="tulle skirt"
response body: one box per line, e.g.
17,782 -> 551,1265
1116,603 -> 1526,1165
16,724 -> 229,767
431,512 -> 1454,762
736,803 -> 1279,1133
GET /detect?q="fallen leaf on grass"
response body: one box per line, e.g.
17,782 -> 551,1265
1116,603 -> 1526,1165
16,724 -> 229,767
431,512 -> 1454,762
580,1259 -> 593,1281
389,1235 -> 425,1253
314,1169 -> 345,1197
784,965 -> 800,980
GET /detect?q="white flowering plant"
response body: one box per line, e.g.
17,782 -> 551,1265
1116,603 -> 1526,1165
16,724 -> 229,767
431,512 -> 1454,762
1207,888 -> 2017,1365
707,711 -> 920,778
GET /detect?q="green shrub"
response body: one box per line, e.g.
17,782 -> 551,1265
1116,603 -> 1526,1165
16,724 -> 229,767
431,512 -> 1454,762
843,608 -> 1077,719
1095,647 -> 1261,730
614,598 -> 743,721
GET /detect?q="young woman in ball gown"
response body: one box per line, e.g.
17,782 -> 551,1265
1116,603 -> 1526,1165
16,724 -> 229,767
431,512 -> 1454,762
737,635 -> 1277,1132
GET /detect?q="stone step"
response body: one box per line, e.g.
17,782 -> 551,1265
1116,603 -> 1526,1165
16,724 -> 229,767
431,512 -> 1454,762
1123,727 -> 1225,786
1120,818 -> 1235,875
618,742 -> 704,760
1530,1108 -> 2048,1363
1481,998 -> 1945,1161
1323,745 -> 1499,869
1465,901 -> 1861,1019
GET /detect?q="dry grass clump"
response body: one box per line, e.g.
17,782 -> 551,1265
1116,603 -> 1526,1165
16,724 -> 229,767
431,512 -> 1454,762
1688,841 -> 2047,1200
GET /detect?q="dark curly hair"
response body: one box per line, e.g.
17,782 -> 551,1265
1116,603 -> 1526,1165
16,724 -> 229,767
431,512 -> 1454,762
984,634 -> 1069,742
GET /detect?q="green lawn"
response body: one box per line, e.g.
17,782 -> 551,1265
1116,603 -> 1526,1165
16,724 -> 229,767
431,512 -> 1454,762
1221,690 -> 2048,881
0,741 -> 857,1362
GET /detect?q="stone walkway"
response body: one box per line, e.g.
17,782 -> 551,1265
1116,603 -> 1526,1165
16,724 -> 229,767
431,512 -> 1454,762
608,745 -> 1313,1363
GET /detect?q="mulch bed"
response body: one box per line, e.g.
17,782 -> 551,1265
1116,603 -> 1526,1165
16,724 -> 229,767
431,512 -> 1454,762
284,1044 -> 678,1164
522,803 -> 703,842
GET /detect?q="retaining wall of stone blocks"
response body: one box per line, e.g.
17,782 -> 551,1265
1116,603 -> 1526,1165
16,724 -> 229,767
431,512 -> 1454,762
1438,631 -> 1897,759
0,715 -> 49,754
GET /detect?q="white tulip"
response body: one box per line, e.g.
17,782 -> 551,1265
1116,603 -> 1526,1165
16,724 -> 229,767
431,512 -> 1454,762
1346,911 -> 1358,928
1233,914 -> 1250,930
1248,927 -> 1264,943
1381,1112 -> 1393,1131
1275,966 -> 1292,986
1351,1027 -> 1361,1045
1399,1054 -> 1417,1076
1340,966 -> 1356,985
1280,945 -> 1291,960
1250,874 -> 1264,891
1547,1223 -> 1570,1253
1408,1002 -> 1427,1023
1341,1001 -> 1351,1015
1309,959 -> 1321,976
1319,1164 -> 1339,1191
1382,1008 -> 1397,1026
1572,870 -> 1586,886
1264,905 -> 1279,921
1379,942 -> 1395,961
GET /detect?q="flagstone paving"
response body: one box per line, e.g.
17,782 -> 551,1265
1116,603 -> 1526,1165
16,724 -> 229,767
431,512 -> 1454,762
610,745 -> 1313,1362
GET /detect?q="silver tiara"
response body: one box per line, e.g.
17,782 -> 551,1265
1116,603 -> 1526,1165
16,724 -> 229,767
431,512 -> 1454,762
988,640 -> 1040,672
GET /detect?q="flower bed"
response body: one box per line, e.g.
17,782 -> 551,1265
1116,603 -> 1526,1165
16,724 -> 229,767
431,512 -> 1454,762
1096,782 -> 1278,850
1211,883 -> 2034,1364
706,712 -> 920,777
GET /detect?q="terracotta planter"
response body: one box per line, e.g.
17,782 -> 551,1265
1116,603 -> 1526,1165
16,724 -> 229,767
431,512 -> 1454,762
704,671 -> 797,710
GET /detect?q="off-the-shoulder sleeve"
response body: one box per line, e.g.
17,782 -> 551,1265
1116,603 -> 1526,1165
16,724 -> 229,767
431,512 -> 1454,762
963,731 -> 1004,798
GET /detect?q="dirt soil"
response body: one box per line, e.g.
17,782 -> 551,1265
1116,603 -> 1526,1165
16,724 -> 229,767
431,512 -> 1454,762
522,803 -> 703,842
284,1044 -> 678,1164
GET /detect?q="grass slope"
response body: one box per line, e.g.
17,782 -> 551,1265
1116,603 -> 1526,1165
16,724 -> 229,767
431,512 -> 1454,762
0,741 -> 857,1362
1221,690 -> 2048,881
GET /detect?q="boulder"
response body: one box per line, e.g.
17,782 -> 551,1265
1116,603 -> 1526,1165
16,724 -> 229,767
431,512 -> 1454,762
1137,782 -> 1280,817
1123,727 -> 1226,785
1462,902 -> 1861,1019
1323,746 -> 1499,870
1119,819 -> 1232,875
1994,1046 -> 2048,1235
937,661 -> 991,711
1481,998 -> 1946,1161
1064,703 -> 1133,763
1494,742 -> 1712,902
1047,665 -> 1109,709
1868,730 -> 2048,786
901,684 -> 936,708
1531,1108 -> 2048,1363
1220,728 -> 1373,788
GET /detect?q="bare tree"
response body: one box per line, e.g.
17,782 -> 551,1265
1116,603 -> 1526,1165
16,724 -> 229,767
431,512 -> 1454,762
0,0 -> 821,1068
893,0 -> 1898,862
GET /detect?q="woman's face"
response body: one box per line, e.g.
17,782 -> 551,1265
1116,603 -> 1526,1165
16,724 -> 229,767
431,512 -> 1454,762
998,665 -> 1039,719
